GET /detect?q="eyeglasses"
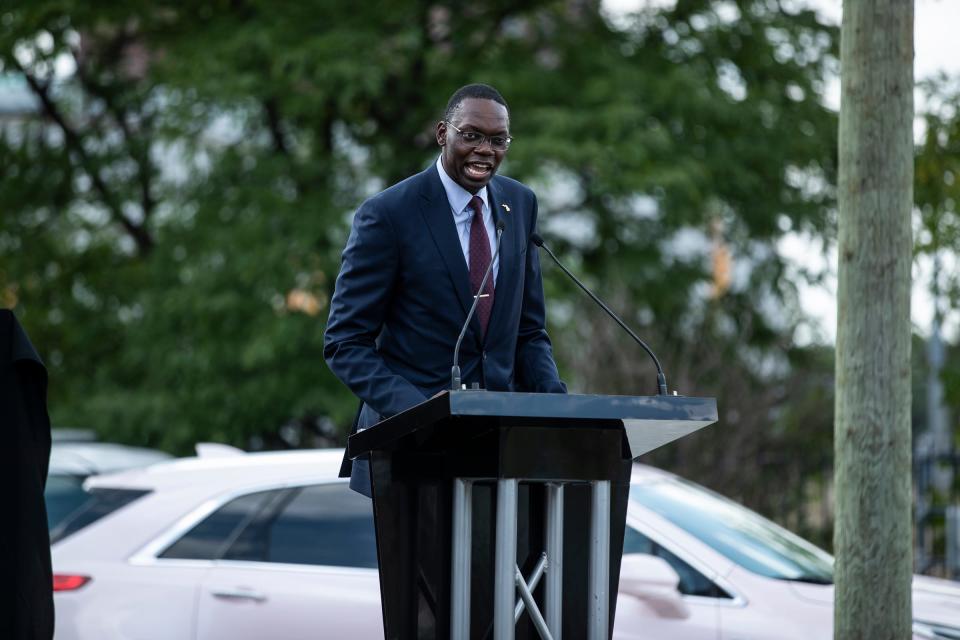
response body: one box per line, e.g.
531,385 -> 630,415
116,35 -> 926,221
445,122 -> 512,151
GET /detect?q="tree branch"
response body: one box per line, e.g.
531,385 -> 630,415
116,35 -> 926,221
70,43 -> 158,235
262,96 -> 290,155
15,61 -> 154,254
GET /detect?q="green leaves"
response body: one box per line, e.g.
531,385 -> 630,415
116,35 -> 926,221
2,0 -> 842,455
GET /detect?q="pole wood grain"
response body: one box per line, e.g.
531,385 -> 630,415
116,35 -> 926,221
835,2 -> 914,639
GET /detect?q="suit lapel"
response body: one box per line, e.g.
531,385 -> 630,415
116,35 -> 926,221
418,168 -> 475,323
485,179 -> 517,345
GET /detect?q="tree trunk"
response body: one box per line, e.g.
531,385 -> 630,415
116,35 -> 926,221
835,2 -> 914,639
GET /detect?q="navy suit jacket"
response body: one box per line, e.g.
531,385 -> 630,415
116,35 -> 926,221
324,165 -> 566,495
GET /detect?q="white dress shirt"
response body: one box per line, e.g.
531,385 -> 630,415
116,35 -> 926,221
435,156 -> 499,283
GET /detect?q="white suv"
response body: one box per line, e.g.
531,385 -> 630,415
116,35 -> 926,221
51,449 -> 960,639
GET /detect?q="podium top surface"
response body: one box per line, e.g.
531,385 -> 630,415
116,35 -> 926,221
349,391 -> 717,460
447,390 -> 713,419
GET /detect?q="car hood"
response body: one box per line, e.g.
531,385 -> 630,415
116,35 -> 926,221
787,580 -> 833,606
912,575 -> 960,629
788,574 -> 960,628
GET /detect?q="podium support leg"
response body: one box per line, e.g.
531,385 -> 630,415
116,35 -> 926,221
451,478 -> 473,640
588,480 -> 611,640
545,483 -> 564,639
495,478 -> 519,640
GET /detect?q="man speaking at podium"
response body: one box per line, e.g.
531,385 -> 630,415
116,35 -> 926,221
324,83 -> 566,496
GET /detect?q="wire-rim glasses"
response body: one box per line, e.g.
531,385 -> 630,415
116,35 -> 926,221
445,122 -> 512,151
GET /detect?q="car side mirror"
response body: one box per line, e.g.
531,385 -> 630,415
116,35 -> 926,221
618,553 -> 689,619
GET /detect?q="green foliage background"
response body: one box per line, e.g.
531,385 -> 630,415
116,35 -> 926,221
3,0 -> 956,547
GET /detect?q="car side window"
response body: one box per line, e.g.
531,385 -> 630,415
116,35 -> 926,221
50,487 -> 151,544
259,483 -> 378,569
160,490 -> 277,560
45,474 -> 90,532
623,525 -> 731,599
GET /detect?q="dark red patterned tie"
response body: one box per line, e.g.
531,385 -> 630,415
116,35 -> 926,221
468,195 -> 494,337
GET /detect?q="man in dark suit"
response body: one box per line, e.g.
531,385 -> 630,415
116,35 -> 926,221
324,83 -> 566,496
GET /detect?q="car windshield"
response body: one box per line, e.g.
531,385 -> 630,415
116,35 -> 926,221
630,475 -> 834,583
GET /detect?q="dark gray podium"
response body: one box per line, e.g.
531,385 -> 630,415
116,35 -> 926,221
348,391 -> 717,640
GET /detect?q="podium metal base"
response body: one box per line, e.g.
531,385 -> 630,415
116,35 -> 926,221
369,436 -> 632,640
450,478 -> 612,640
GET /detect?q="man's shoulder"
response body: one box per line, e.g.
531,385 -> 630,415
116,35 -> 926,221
350,169 -> 433,231
491,173 -> 533,196
493,174 -> 533,194
364,167 -> 433,209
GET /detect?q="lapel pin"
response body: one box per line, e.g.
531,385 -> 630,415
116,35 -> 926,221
501,203 -> 511,213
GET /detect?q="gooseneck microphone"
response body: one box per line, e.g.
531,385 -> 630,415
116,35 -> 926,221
451,219 -> 507,391
531,232 -> 669,396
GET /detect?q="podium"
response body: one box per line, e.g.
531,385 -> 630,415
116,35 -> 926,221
348,391 -> 717,640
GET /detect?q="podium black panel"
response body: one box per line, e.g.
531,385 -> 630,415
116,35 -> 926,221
350,391 -> 717,640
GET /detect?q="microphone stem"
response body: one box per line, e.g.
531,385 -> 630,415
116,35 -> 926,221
538,242 -> 668,395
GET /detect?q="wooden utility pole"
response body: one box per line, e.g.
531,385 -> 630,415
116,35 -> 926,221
835,2 -> 914,639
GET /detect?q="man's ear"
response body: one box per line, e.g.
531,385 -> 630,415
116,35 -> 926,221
436,121 -> 447,147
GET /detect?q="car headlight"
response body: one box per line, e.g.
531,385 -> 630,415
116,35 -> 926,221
914,620 -> 960,640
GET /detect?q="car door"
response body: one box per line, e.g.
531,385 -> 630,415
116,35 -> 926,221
614,523 -> 723,640
194,482 -> 383,640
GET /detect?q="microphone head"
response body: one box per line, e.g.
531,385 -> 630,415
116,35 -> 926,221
496,219 -> 506,233
530,232 -> 544,247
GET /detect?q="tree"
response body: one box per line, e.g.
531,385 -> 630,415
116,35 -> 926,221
0,0 -> 839,457
916,76 -> 960,397
834,2 -> 913,637
913,74 -> 960,577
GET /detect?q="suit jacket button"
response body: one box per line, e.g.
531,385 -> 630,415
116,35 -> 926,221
482,351 -> 487,361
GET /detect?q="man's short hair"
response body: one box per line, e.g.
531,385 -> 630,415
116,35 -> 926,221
443,84 -> 509,122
